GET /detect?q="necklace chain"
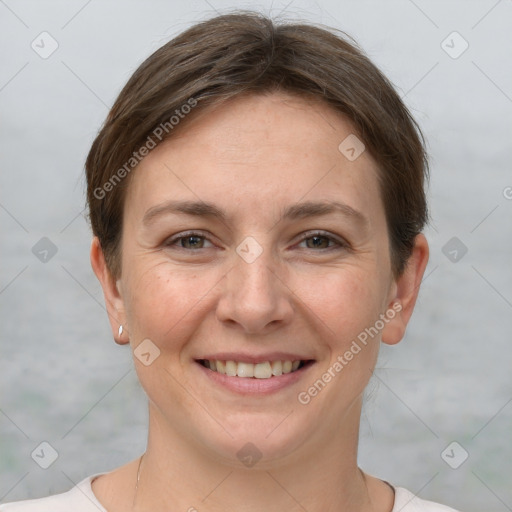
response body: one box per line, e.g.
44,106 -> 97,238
133,453 -> 144,507
133,453 -> 388,511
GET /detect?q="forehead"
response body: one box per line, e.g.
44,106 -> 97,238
125,92 -> 384,227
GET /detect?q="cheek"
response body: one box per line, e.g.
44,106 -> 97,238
123,257 -> 218,346
295,266 -> 384,347
292,268 -> 385,417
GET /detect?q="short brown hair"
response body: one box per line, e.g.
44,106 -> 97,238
86,11 -> 428,278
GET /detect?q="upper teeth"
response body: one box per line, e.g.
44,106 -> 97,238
204,360 -> 301,379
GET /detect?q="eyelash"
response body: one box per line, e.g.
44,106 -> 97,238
164,230 -> 348,252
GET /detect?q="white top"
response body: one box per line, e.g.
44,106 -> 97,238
0,474 -> 461,511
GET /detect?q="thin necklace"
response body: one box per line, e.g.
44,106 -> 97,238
133,453 -> 145,508
132,454 -> 386,511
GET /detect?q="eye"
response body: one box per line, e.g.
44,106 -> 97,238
296,231 -> 347,251
164,230 -> 347,252
165,231 -> 214,250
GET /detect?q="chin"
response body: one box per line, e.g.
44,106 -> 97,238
190,409 -> 321,469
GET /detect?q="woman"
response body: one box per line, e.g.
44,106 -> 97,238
1,11 -> 462,512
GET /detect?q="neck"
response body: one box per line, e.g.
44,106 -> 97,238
132,400 -> 384,512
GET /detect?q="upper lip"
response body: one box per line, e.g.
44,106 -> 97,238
196,352 -> 315,364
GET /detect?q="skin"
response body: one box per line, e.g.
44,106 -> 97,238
90,91 -> 429,512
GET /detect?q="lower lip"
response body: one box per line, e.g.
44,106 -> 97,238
195,361 -> 314,395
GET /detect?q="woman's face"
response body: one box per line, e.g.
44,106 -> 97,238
98,92 -> 425,465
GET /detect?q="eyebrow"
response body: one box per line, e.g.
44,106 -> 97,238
142,199 -> 368,228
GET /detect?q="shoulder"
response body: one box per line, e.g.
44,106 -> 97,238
0,474 -> 106,512
393,487 -> 462,511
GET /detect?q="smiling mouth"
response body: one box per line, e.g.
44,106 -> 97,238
197,359 -> 313,379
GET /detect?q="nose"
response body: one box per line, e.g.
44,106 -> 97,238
215,243 -> 294,334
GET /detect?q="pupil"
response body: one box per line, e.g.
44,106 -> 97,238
309,236 -> 326,248
185,236 -> 202,248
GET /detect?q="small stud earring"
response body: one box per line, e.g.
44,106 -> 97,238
118,325 -> 123,336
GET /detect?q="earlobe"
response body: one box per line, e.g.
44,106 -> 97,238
90,237 -> 130,345
381,234 -> 429,345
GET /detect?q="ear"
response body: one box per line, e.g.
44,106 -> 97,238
90,237 -> 129,345
381,234 -> 429,345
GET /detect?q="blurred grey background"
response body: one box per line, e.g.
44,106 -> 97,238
1,1 -> 511,510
